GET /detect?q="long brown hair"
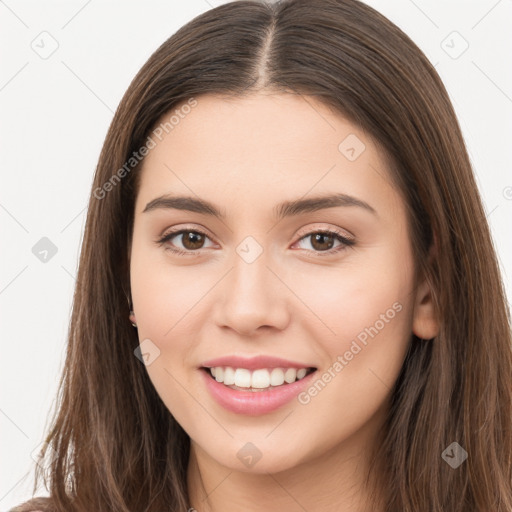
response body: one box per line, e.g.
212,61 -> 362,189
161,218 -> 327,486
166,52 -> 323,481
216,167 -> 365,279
12,0 -> 512,510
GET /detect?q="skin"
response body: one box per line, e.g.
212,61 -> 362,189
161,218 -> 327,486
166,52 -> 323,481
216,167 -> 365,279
129,92 -> 439,512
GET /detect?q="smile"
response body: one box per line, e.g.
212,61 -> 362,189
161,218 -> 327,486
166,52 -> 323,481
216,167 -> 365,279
199,355 -> 318,415
205,366 -> 315,391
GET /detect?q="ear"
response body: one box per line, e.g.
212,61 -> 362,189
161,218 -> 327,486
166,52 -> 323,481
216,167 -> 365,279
412,237 -> 439,339
412,276 -> 439,340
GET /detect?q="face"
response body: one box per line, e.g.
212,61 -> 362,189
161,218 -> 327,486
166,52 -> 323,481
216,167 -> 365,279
129,92 -> 437,475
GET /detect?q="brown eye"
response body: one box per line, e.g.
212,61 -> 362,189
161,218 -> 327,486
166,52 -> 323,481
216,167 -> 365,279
180,231 -> 206,250
157,228 -> 214,254
309,232 -> 336,251
293,229 -> 355,257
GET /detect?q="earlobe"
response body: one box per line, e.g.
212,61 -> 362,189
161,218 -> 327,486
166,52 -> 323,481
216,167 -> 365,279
412,277 -> 439,340
129,310 -> 137,328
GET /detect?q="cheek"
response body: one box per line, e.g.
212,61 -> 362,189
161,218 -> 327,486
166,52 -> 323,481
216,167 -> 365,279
130,242 -> 209,339
289,249 -> 414,351
129,244 -> 201,422
291,247 -> 415,433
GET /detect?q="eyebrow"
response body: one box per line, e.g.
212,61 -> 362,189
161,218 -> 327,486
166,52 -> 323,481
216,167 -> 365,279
142,193 -> 377,219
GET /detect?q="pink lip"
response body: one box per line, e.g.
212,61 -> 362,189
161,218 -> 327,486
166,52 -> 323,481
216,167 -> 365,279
200,368 -> 317,415
201,355 -> 315,370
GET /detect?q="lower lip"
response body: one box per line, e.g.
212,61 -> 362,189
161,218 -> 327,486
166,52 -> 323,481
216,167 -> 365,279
200,369 -> 316,415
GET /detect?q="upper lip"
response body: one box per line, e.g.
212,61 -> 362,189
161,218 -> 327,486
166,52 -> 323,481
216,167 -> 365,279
201,355 -> 316,370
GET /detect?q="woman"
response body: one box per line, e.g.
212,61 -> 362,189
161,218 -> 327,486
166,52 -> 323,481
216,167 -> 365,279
12,0 -> 512,510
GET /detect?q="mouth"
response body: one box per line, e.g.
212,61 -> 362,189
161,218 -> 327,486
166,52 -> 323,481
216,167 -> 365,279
201,366 -> 317,392
200,362 -> 318,415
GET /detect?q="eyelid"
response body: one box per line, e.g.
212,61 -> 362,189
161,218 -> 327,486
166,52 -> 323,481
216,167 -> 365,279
158,223 -> 216,241
294,223 -> 355,242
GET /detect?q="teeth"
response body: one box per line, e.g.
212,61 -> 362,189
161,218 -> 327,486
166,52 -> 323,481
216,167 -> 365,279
207,366 -> 312,389
223,366 -> 236,385
214,367 -> 224,383
284,368 -> 297,383
297,368 -> 307,379
270,368 -> 285,386
234,368 -> 252,388
251,369 -> 270,388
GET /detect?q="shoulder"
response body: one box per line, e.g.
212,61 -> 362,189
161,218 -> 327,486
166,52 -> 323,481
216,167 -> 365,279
9,496 -> 54,512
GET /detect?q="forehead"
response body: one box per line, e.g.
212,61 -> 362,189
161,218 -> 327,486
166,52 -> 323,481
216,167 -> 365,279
135,92 -> 400,217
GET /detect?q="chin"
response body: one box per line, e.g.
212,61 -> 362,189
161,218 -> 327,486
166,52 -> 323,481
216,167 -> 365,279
201,438 -> 311,475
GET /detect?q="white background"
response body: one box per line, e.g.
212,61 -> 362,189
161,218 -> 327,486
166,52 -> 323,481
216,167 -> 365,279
1,0 -> 511,509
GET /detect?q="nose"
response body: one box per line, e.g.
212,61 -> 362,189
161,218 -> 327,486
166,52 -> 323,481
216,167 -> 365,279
213,248 -> 291,337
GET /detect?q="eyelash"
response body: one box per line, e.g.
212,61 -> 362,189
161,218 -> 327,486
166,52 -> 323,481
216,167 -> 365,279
155,227 -> 355,258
